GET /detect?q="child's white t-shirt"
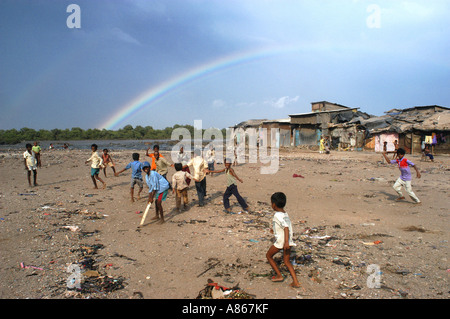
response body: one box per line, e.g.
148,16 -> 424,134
23,151 -> 37,169
272,211 -> 296,249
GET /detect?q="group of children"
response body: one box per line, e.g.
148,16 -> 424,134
85,143 -> 299,287
21,140 -> 428,289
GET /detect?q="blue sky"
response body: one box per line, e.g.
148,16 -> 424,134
1,0 -> 449,130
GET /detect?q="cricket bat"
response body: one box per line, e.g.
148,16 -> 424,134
140,202 -> 152,226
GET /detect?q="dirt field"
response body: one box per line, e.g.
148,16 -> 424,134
0,147 -> 448,299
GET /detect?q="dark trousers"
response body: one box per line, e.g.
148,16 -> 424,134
195,178 -> 206,205
223,184 -> 247,210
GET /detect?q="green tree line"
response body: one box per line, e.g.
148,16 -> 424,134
0,125 -> 227,144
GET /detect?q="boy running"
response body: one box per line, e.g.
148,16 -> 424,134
383,148 -> 421,204
266,192 -> 300,288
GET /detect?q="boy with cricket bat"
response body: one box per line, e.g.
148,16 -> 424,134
142,161 -> 170,224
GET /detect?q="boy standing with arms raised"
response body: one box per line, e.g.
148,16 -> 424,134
266,192 -> 300,288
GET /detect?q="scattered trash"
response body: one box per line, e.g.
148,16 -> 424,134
62,225 -> 80,232
68,244 -> 127,295
338,282 -> 362,291
110,253 -> 136,262
293,254 -> 313,266
293,173 -> 305,178
133,291 -> 144,299
306,235 -> 331,240
381,285 -> 409,298
83,270 -> 100,278
81,275 -> 126,294
361,240 -> 383,245
173,219 -> 207,227
77,244 -> 104,256
79,230 -> 100,238
361,223 -> 375,227
308,269 -> 322,283
402,226 -> 427,233
197,260 -> 221,278
20,262 -> 43,271
333,258 -> 352,267
196,279 -> 255,299
77,209 -> 105,220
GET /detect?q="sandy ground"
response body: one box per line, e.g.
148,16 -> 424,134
0,147 -> 448,300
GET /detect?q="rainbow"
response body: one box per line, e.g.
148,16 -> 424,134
99,44 -> 301,130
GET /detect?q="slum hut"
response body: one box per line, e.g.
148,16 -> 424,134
289,101 -> 370,149
326,122 -> 368,151
346,114 -> 398,152
354,105 -> 450,154
229,119 -> 267,146
260,118 -> 292,148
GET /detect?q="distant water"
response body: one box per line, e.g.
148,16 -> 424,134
0,139 -> 220,152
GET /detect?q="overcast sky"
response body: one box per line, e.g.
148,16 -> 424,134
1,0 -> 449,130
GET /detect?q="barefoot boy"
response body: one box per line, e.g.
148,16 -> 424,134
208,158 -> 249,213
184,149 -> 208,207
172,163 -> 197,212
101,148 -> 116,177
23,143 -> 38,187
142,161 -> 170,224
85,144 -> 106,189
266,192 -> 300,288
115,153 -> 143,202
382,148 -> 421,204
32,141 -> 42,168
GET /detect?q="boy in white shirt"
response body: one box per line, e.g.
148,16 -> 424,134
85,144 -> 106,189
23,143 -> 38,186
184,149 -> 208,207
206,145 -> 215,176
266,192 -> 300,288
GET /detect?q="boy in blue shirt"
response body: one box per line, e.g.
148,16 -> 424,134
142,161 -> 170,224
115,153 -> 143,202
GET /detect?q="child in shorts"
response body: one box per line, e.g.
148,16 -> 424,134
383,148 -> 421,204
142,161 -> 170,224
101,148 -> 116,177
172,163 -> 197,212
266,192 -> 300,288
85,144 -> 106,189
115,153 -> 143,202
32,141 -> 42,168
23,143 -> 38,187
